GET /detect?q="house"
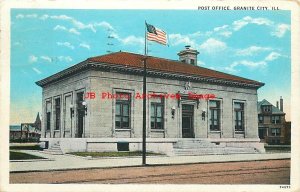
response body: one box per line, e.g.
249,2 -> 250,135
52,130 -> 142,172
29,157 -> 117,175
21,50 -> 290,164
36,47 -> 265,155
258,97 -> 290,145
10,113 -> 41,142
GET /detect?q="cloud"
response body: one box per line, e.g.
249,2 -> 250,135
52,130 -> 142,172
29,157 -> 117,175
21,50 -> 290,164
233,60 -> 267,68
265,52 -> 281,61
235,46 -> 272,56
29,55 -> 38,63
54,25 -> 67,31
197,60 -> 205,66
169,34 -> 196,47
232,16 -> 273,31
16,14 -> 24,19
214,25 -> 229,32
50,14 -> 97,32
54,25 -> 80,35
69,28 -> 80,35
32,67 -> 42,74
16,14 -> 38,19
57,42 -> 75,49
58,56 -> 73,62
40,56 -> 52,62
225,50 -> 282,73
119,35 -> 143,45
79,43 -> 91,50
225,60 -> 267,73
271,24 -> 290,38
199,38 -> 227,53
219,31 -> 232,37
94,21 -> 115,31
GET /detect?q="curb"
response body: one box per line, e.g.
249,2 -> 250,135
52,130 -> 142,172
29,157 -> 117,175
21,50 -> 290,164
10,157 -> 290,173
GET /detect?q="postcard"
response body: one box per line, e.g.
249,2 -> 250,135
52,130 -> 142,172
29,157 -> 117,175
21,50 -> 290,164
0,0 -> 299,191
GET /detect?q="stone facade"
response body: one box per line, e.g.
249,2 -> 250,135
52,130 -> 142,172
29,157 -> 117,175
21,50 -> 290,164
37,49 -> 265,155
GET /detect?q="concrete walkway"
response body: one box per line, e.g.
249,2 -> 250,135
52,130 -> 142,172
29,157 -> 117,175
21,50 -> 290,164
10,150 -> 290,172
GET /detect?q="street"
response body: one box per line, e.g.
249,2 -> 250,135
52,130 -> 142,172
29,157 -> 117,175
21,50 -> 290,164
10,159 -> 290,184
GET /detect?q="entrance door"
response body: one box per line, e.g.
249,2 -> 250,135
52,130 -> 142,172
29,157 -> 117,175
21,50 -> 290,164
182,104 -> 194,138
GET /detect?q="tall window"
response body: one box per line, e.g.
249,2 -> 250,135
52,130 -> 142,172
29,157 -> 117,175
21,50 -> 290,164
46,112 -> 51,131
55,98 -> 61,130
234,102 -> 244,131
46,101 -> 51,131
271,128 -> 281,136
151,98 -> 164,129
209,100 -> 220,131
271,116 -> 281,124
115,92 -> 131,129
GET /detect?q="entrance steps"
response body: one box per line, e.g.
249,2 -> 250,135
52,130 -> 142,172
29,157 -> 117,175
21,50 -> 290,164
173,139 -> 258,156
42,141 -> 63,155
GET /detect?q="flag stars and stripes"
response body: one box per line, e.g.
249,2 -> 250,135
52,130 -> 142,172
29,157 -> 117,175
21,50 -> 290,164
146,23 -> 167,45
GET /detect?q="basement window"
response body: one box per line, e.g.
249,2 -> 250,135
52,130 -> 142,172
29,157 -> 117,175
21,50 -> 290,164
117,142 -> 129,151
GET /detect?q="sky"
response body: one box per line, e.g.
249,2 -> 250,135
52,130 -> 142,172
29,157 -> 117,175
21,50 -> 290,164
10,9 -> 291,124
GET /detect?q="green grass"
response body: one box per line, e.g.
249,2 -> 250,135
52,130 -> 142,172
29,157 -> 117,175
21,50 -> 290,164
69,151 -> 164,157
265,145 -> 291,153
10,151 -> 45,160
10,145 -> 42,151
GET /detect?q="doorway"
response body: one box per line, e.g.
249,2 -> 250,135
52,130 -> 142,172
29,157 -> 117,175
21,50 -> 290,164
182,104 -> 194,138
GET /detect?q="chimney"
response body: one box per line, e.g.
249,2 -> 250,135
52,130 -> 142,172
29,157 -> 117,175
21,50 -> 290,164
276,101 -> 279,108
177,45 -> 199,66
280,96 -> 283,112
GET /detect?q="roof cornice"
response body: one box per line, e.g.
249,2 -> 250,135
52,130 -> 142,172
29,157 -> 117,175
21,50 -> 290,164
36,60 -> 264,89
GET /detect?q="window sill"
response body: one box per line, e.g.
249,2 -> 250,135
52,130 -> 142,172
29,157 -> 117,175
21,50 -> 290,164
235,131 -> 245,133
150,129 -> 165,132
115,129 -> 131,131
209,130 -> 221,133
54,130 -> 60,132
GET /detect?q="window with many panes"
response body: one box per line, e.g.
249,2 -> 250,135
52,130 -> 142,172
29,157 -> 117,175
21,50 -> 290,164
115,92 -> 131,129
271,128 -> 281,136
209,100 -> 220,131
271,116 -> 281,124
151,97 -> 164,129
234,102 -> 244,131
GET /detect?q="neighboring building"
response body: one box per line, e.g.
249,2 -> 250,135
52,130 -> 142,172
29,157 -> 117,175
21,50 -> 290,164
10,125 -> 23,140
10,113 -> 41,142
284,121 -> 291,145
36,47 -> 265,155
258,97 -> 290,145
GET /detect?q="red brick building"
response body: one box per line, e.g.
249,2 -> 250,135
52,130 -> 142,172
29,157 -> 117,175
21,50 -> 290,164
258,97 -> 290,145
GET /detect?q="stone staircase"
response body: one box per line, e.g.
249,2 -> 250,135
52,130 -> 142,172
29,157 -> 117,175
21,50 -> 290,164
42,141 -> 64,155
173,139 -> 258,156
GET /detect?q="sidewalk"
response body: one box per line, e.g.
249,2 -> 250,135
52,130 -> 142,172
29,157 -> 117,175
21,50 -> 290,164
10,150 -> 290,172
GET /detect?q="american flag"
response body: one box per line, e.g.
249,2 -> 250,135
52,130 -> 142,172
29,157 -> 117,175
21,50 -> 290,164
146,23 -> 167,45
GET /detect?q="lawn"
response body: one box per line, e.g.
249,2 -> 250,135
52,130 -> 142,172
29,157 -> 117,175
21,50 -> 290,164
265,145 -> 291,153
69,151 -> 164,157
10,144 -> 42,151
10,151 -> 45,160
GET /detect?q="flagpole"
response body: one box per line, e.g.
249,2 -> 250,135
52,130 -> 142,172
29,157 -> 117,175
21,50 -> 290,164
142,21 -> 147,165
